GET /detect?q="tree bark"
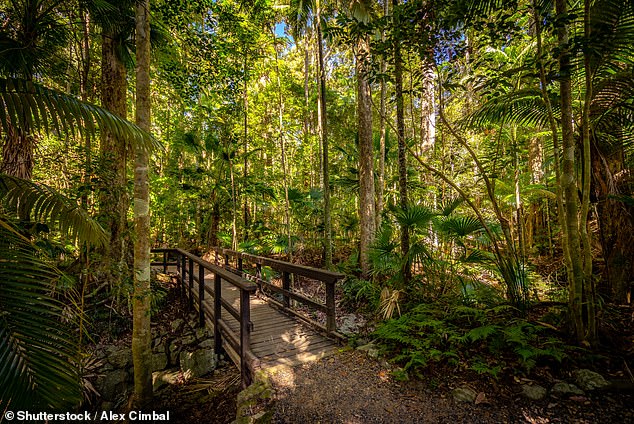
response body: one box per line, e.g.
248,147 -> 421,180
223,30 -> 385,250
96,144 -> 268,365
592,146 -> 634,303
556,0 -> 587,345
100,28 -> 129,284
316,7 -> 332,267
356,33 -> 376,278
132,0 -> 153,406
1,124 -> 34,179
393,0 -> 410,284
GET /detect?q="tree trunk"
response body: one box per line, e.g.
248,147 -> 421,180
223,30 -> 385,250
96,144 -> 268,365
592,144 -> 634,303
376,0 -> 389,230
556,0 -> 588,345
393,0 -> 410,284
420,64 -> 435,151
316,10 -> 332,268
132,0 -> 153,406
100,28 -> 129,284
1,124 -> 34,179
356,34 -> 376,278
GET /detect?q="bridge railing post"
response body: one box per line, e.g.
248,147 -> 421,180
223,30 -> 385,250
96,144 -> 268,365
163,251 -> 168,273
255,263 -> 262,291
213,273 -> 222,357
176,252 -> 182,300
224,254 -> 229,269
237,256 -> 243,277
282,271 -> 290,309
198,263 -> 205,328
188,258 -> 194,311
240,287 -> 252,387
180,254 -> 186,302
326,282 -> 336,334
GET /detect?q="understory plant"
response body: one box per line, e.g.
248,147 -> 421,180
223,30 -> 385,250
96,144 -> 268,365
373,302 -> 568,380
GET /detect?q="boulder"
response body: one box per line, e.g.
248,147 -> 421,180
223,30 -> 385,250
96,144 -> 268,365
573,369 -> 609,391
356,343 -> 379,359
151,352 -> 168,372
452,386 -> 477,403
97,369 -> 128,401
339,314 -> 365,335
107,347 -> 131,369
521,384 -> 548,401
180,349 -> 217,378
551,382 -> 585,397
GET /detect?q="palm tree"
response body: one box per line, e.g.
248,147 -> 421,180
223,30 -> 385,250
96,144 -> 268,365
286,0 -> 334,266
0,174 -> 107,410
0,0 -> 68,179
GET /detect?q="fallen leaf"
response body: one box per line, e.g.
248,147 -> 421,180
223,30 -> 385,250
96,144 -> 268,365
475,392 -> 488,405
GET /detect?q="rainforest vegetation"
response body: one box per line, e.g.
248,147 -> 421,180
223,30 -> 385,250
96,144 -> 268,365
1,0 -> 633,415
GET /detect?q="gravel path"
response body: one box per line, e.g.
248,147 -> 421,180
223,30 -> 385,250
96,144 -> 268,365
269,351 -> 634,424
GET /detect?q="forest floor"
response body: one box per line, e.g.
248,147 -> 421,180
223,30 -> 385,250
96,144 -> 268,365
269,349 -> 634,424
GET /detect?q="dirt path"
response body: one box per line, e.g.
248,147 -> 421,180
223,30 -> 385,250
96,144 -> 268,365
268,350 -> 633,424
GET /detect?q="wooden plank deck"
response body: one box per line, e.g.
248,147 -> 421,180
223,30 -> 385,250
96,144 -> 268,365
171,264 -> 340,370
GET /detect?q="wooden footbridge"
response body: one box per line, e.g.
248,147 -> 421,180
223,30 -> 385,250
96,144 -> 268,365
151,248 -> 345,386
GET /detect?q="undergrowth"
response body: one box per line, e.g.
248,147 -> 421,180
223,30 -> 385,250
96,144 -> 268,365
374,303 -> 569,380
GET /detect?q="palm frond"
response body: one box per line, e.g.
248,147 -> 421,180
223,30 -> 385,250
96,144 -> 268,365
0,223 -> 81,410
465,88 -> 560,129
436,215 -> 485,238
0,78 -> 159,152
0,174 -> 107,247
437,196 -> 464,216
392,204 -> 436,229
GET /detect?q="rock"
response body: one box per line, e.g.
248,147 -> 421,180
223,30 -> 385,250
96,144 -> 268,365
180,349 -> 217,378
452,386 -> 477,403
573,369 -> 609,391
97,369 -> 128,401
339,314 -> 365,335
107,347 -> 131,369
356,343 -> 379,359
198,339 -> 215,349
151,352 -> 168,372
153,369 -> 181,392
521,384 -> 548,401
170,319 -> 184,332
196,327 -> 211,340
234,376 -> 274,424
551,382 -> 585,397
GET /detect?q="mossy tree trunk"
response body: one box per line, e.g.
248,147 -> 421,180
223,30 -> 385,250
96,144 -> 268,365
132,0 -> 153,406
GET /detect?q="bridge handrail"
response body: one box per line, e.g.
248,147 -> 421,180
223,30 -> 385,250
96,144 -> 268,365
210,247 -> 345,339
151,248 -> 256,387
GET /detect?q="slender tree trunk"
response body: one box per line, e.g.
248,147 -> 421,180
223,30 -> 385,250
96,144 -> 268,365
356,33 -> 376,278
393,0 -> 410,284
421,64 -> 435,151
376,0 -> 389,229
132,0 -> 152,406
580,0 -> 596,343
556,0 -> 586,345
243,52 -> 249,241
273,31 -> 293,260
316,7 -> 332,267
100,28 -> 129,285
